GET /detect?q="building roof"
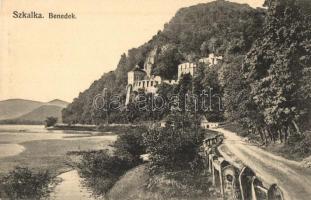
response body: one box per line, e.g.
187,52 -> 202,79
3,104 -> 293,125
201,115 -> 209,123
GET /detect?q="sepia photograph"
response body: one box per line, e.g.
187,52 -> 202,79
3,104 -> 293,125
0,0 -> 310,199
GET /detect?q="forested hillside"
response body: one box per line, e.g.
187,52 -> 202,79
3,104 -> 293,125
62,0 -> 265,124
225,0 -> 311,144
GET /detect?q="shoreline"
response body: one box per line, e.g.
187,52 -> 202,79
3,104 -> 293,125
0,143 -> 25,159
0,132 -> 117,177
48,123 -> 144,135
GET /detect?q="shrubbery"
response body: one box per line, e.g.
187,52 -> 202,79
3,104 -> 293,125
280,132 -> 311,159
146,169 -> 213,199
77,150 -> 133,196
142,113 -> 214,199
0,167 -> 56,200
77,126 -> 147,196
143,126 -> 204,173
113,126 -> 147,165
143,113 -> 204,173
45,117 -> 58,127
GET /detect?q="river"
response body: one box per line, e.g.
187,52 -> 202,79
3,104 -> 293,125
0,125 -> 117,200
50,170 -> 105,200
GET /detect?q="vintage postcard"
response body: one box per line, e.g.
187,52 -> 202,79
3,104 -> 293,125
0,0 -> 310,199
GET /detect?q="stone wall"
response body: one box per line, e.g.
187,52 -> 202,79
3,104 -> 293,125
202,135 -> 284,200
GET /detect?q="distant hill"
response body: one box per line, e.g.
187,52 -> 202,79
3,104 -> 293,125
47,99 -> 69,108
16,105 -> 64,123
0,98 -> 69,124
0,99 -> 43,120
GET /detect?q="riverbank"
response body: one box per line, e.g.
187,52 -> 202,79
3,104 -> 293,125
0,130 -> 117,177
0,125 -> 118,199
48,123 -> 142,134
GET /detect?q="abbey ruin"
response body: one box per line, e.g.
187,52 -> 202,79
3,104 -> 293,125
125,49 -> 223,105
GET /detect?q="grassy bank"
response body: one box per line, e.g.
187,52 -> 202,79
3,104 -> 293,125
72,126 -> 148,198
263,131 -> 311,161
107,164 -> 217,200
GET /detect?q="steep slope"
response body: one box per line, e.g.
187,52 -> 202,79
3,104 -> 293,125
62,0 -> 266,124
16,105 -> 64,123
0,99 -> 43,120
107,164 -> 214,200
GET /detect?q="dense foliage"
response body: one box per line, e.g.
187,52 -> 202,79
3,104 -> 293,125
143,112 -> 204,173
76,126 -> 147,196
223,0 -> 311,144
45,117 -> 58,127
63,0 -> 310,147
62,0 -> 265,124
77,150 -> 133,196
112,126 -> 147,165
0,167 -> 56,200
142,113 -> 217,199
146,170 -> 213,200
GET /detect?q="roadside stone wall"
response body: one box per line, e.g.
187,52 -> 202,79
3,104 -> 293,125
202,135 -> 284,200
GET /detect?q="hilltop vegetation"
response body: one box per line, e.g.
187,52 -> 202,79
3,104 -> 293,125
62,0 -> 265,124
224,0 -> 311,144
63,0 -> 311,146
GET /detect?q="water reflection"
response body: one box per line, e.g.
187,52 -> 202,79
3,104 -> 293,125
50,170 -> 105,200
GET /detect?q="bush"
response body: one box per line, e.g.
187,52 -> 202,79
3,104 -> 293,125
113,126 -> 147,165
147,169 -> 213,199
287,133 -> 311,158
77,150 -> 133,196
77,126 -> 147,197
0,167 -> 56,200
143,113 -> 204,173
45,117 -> 58,127
287,134 -> 305,146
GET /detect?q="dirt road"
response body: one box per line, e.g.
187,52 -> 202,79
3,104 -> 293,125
216,128 -> 311,200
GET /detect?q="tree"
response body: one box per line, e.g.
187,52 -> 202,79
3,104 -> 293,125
200,62 -> 224,122
242,0 -> 311,143
62,1 -> 265,125
143,112 -> 204,173
45,117 -> 57,127
152,44 -> 183,79
2,167 -> 55,200
113,126 -> 147,165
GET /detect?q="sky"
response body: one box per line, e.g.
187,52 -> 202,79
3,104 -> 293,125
0,0 -> 264,102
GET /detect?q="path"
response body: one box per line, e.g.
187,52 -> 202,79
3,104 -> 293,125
216,128 -> 311,200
